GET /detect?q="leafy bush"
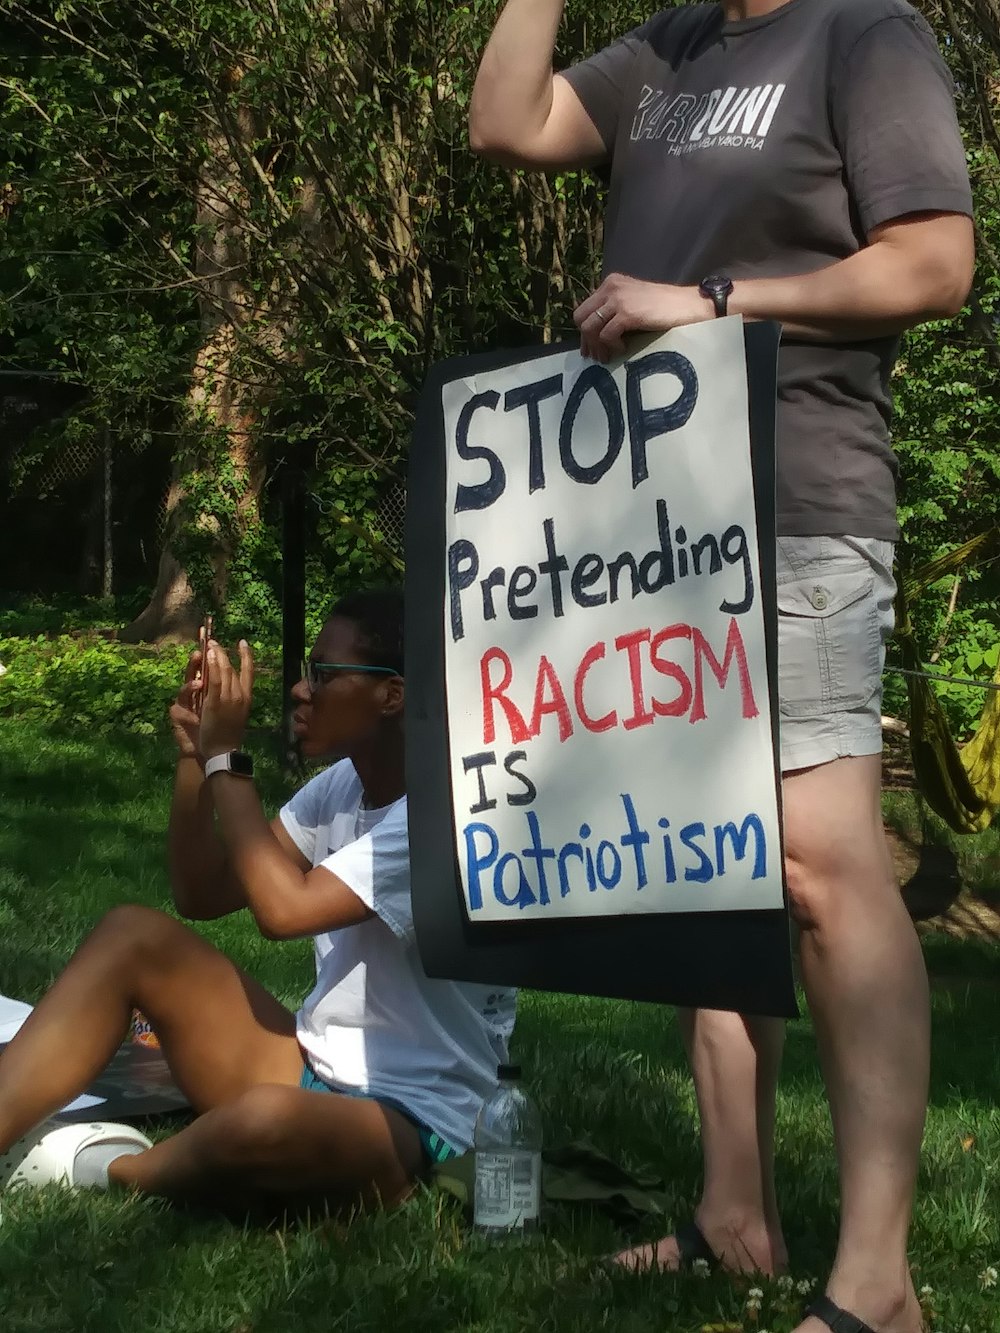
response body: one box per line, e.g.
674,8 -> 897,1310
0,636 -> 282,736
0,593 -> 151,639
928,637 -> 1000,740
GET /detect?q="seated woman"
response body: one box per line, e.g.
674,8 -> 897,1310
0,588 -> 516,1212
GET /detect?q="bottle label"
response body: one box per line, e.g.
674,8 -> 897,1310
474,1150 -> 541,1230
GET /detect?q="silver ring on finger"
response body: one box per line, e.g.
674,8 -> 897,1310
595,305 -> 608,323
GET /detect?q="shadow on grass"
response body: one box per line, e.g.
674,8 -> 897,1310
901,840 -> 964,920
3,761 -> 172,810
0,936 -> 69,1001
0,1183 -> 775,1333
3,804 -> 166,877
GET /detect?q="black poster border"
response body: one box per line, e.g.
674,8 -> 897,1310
405,323 -> 796,1018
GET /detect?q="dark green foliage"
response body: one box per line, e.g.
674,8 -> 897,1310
1,0 -> 999,726
885,9 -> 1000,732
0,635 -> 282,736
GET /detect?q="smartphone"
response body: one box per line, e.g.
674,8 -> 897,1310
194,613 -> 214,714
200,613 -> 215,654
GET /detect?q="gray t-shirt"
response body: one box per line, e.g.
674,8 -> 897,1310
561,0 -> 973,539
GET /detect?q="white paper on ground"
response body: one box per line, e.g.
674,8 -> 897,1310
0,994 -> 33,1043
58,1093 -> 106,1114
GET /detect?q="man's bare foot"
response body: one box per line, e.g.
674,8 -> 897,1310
797,1273 -> 922,1333
613,1211 -> 788,1275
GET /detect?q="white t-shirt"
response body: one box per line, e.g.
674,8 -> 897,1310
279,760 -> 517,1151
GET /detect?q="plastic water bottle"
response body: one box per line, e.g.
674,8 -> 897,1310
473,1063 -> 542,1237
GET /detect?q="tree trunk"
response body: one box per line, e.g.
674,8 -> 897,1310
118,551 -> 199,644
118,471 -> 201,643
118,415 -> 266,644
120,89 -> 266,643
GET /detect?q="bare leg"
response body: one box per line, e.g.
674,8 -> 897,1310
0,905 -> 423,1213
615,1009 -> 787,1274
788,756 -> 924,1333
109,1083 -> 423,1213
617,755 -> 925,1321
687,1008 -> 785,1268
0,904 -> 301,1153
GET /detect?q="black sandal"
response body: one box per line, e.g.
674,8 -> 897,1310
602,1220 -> 721,1275
805,1294 -> 878,1333
674,1219 -> 721,1270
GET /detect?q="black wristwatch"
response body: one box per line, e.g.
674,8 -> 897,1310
204,750 -> 255,779
699,274 -> 734,318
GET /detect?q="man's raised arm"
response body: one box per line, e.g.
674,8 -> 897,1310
469,0 -> 606,169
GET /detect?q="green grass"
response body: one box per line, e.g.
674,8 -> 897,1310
1,719 -> 999,1332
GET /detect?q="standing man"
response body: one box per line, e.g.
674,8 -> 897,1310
469,4 -> 973,1332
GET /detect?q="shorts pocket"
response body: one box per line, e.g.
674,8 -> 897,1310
776,569 -> 880,717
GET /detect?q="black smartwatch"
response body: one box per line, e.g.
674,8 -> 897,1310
204,750 -> 255,779
699,274 -> 734,317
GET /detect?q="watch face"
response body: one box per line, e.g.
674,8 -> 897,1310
701,274 -> 733,298
229,751 -> 254,777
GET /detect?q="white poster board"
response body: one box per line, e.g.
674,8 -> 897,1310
442,319 -> 782,923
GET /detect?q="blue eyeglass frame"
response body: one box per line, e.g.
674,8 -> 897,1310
303,660 -> 399,689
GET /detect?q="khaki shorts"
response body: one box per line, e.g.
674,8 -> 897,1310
776,535 -> 896,773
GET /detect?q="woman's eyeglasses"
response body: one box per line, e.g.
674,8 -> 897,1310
302,660 -> 399,691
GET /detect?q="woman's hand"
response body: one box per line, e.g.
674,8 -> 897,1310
574,273 -> 712,362
169,650 -> 205,762
199,639 -> 255,759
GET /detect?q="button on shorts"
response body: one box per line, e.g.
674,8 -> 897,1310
776,535 -> 896,773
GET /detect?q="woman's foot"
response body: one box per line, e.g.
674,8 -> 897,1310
797,1272 -> 922,1333
613,1208 -> 788,1275
0,1120 -> 151,1192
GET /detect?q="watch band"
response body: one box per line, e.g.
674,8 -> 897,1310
698,274 -> 734,318
204,751 -> 254,779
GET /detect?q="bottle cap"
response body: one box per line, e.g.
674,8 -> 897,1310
497,1063 -> 521,1080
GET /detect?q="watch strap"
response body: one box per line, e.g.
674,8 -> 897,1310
204,751 -> 254,779
699,274 -> 734,318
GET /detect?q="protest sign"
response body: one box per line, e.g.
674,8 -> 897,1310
407,320 -> 796,1016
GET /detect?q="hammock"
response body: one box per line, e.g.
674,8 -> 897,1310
895,531 -> 1000,834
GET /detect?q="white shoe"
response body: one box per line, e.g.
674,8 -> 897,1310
0,1120 -> 152,1191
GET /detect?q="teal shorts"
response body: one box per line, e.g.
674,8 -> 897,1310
299,1063 -> 459,1165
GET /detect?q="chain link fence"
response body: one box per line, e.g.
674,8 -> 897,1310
376,480 -> 406,557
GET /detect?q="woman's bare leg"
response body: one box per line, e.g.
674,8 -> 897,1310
0,904 -> 302,1153
109,1083 -> 424,1212
0,904 -> 424,1212
615,1008 -> 787,1274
